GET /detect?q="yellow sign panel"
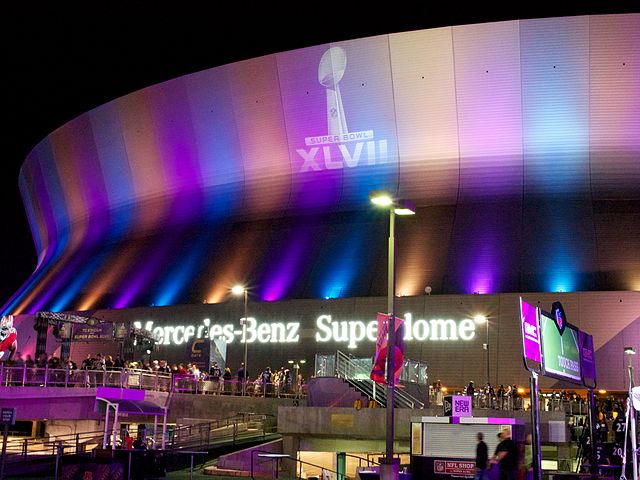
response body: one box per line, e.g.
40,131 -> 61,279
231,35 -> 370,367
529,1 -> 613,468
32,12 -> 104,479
330,414 -> 354,428
411,423 -> 422,455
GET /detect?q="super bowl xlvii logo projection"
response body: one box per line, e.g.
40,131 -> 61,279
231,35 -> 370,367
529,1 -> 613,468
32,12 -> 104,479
297,46 -> 387,172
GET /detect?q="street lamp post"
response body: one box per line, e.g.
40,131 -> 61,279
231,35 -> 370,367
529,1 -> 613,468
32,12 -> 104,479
623,346 -> 638,480
474,315 -> 489,386
288,359 -> 306,396
232,285 -> 249,396
485,320 -> 489,385
370,191 -> 415,480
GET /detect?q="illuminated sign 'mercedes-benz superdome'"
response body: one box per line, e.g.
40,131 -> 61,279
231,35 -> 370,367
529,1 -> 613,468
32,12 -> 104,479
135,313 -> 477,348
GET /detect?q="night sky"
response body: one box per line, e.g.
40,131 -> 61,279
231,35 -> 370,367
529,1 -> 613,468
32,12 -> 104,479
2,4 -> 636,306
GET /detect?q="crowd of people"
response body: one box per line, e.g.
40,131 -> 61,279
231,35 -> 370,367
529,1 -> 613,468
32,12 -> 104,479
430,379 -> 591,412
430,380 -> 528,410
2,351 -> 307,396
173,360 -> 303,396
194,362 -> 305,397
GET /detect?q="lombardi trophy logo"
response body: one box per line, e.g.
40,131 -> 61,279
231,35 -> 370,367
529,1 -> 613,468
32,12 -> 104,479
297,46 -> 384,172
318,46 -> 348,136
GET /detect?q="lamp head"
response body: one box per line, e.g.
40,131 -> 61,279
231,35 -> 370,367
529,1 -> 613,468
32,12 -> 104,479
474,315 -> 487,324
231,285 -> 246,296
369,191 -> 393,207
394,199 -> 416,215
369,191 -> 416,215
624,346 -> 636,355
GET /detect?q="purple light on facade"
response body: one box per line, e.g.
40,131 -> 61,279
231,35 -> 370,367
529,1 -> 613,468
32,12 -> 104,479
29,254 -> 89,313
89,104 -> 137,240
261,227 -> 313,302
27,146 -> 68,263
151,80 -> 204,225
112,236 -> 180,309
469,277 -> 494,295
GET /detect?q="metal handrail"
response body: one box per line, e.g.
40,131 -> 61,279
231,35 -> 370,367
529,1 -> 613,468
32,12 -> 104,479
430,389 -> 590,413
336,350 -> 371,380
344,452 -> 383,468
166,413 -> 276,451
0,428 -> 106,460
0,413 -> 277,463
251,448 -> 342,480
335,350 -> 424,409
0,364 -> 172,391
0,364 -> 308,400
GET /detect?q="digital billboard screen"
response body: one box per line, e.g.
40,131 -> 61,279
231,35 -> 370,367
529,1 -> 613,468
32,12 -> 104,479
539,310 -> 581,383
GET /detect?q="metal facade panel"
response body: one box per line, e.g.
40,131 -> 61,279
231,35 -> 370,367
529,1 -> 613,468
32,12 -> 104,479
228,55 -> 291,218
520,16 -> 590,197
389,27 -> 460,206
452,21 -> 523,200
590,14 -> 640,200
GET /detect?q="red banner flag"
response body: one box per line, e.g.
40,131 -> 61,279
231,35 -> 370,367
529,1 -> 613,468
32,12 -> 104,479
370,313 -> 404,384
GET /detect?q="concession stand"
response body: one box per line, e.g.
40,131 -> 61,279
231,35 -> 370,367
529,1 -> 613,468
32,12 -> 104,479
410,416 -> 525,480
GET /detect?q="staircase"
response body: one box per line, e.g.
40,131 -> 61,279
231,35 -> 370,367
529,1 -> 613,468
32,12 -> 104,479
168,413 -> 277,450
0,414 -> 278,478
335,351 -> 424,409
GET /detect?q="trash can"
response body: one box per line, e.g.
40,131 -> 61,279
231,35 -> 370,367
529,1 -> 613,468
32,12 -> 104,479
145,450 -> 167,479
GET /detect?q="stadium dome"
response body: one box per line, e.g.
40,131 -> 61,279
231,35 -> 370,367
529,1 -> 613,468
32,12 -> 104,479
4,13 -> 639,315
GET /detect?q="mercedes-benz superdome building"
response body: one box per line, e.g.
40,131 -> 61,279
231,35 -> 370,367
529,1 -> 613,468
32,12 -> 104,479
4,14 -> 639,390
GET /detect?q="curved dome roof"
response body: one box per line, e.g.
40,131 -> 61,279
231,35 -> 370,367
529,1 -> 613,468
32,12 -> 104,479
6,14 -> 639,314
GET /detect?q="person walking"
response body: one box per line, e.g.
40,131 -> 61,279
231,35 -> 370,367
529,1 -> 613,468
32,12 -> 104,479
467,380 -> 475,397
491,427 -> 519,480
262,367 -> 272,397
223,367 -> 232,394
475,432 -> 489,480
522,433 -> 533,480
209,361 -> 221,394
236,362 -> 246,395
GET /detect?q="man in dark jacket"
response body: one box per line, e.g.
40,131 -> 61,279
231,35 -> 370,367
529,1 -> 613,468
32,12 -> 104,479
475,432 -> 489,480
209,361 -> 222,394
492,428 -> 519,480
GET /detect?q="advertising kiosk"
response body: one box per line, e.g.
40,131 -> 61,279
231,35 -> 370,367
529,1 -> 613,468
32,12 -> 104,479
411,390 -> 524,478
410,416 -> 525,479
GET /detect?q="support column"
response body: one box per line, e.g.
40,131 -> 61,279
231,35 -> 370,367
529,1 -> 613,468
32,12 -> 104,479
61,325 -> 72,361
381,209 -> 398,480
587,389 -> 598,476
34,315 -> 49,359
530,372 -> 542,480
282,436 -> 301,478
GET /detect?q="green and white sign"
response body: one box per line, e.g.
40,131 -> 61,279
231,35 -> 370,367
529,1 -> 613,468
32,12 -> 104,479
540,311 -> 581,383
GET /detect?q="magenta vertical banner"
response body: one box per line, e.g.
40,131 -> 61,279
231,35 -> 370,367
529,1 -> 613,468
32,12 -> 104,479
578,330 -> 596,387
520,297 -> 541,366
370,313 -> 389,384
370,312 -> 405,384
